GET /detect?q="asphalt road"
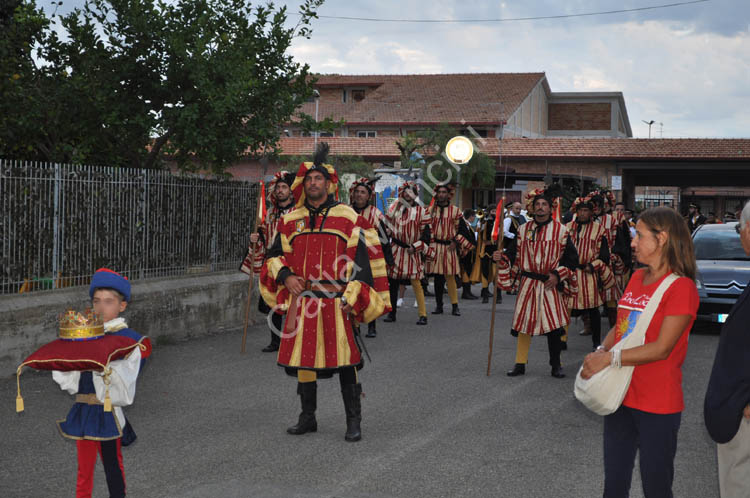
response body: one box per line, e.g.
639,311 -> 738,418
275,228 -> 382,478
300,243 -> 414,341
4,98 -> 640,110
1,286 -> 723,498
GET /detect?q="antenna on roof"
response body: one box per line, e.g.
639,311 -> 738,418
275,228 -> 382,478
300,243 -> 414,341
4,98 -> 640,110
642,120 -> 655,139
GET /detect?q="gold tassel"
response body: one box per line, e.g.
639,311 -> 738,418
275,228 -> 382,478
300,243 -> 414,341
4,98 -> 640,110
102,366 -> 112,412
103,389 -> 112,412
16,370 -> 24,412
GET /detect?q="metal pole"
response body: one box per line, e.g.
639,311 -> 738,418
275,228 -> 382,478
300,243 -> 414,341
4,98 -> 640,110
313,90 -> 319,150
52,163 -> 61,288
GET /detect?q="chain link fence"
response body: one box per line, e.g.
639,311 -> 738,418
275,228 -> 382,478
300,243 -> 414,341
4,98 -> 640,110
1,160 -> 258,294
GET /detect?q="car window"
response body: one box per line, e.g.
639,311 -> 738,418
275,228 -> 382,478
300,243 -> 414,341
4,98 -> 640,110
693,229 -> 750,260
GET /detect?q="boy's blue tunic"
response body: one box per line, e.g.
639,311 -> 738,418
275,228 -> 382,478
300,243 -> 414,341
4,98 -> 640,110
57,371 -> 122,440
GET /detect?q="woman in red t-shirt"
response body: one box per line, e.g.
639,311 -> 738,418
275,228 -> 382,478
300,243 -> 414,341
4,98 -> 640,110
581,207 -> 699,498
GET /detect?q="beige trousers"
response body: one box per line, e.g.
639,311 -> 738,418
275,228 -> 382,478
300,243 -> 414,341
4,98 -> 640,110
718,417 -> 750,498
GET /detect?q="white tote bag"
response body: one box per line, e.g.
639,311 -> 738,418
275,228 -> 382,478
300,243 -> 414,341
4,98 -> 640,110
574,273 -> 679,416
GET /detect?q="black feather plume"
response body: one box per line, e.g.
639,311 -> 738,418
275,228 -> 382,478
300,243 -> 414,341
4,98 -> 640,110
313,142 -> 330,166
545,183 -> 563,199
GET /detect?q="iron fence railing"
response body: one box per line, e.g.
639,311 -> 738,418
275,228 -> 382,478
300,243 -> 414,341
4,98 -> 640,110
1,160 -> 258,294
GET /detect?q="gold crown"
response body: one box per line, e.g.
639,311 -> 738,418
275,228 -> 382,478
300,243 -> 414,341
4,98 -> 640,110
59,309 -> 104,340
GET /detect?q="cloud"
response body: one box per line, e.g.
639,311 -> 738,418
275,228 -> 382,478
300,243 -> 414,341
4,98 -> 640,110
38,0 -> 750,137
290,1 -> 749,137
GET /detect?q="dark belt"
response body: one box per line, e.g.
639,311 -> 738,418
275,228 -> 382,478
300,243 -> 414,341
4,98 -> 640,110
391,237 -> 411,249
433,239 -> 453,245
521,271 -> 549,282
303,280 -> 346,298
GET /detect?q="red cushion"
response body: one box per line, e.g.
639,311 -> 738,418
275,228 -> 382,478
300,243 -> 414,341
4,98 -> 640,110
20,335 -> 139,372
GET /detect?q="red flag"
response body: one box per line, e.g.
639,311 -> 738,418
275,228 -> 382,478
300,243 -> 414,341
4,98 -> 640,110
552,197 -> 562,221
491,196 -> 505,241
257,181 -> 266,225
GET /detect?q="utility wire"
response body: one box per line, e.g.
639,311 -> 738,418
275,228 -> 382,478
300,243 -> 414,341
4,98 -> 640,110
312,0 -> 708,23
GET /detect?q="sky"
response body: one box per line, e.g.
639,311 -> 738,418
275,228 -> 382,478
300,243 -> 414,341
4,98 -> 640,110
40,0 -> 750,138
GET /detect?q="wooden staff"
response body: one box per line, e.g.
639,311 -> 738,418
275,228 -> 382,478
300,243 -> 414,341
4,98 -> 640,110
240,245 -> 256,354
486,223 -> 505,376
487,117 -> 508,376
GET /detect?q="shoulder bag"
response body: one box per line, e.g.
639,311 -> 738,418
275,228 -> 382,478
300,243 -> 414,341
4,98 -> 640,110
574,273 -> 679,415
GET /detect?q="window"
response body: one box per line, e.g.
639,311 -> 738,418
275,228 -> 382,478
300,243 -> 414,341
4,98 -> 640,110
351,89 -> 365,102
342,90 -> 347,103
462,128 -> 488,138
357,131 -> 377,138
319,132 -> 334,137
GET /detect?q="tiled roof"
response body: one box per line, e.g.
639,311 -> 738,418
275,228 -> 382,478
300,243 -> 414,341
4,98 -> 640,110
278,137 -> 408,157
276,137 -> 750,161
297,73 -> 546,125
500,138 -> 750,161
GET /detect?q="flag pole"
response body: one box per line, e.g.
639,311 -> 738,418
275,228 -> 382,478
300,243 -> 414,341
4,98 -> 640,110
241,180 -> 265,354
487,118 -> 508,376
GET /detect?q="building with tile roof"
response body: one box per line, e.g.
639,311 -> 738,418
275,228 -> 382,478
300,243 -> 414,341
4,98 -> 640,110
228,72 -> 748,215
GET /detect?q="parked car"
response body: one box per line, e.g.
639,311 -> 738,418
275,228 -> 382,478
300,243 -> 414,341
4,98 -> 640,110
693,222 -> 750,323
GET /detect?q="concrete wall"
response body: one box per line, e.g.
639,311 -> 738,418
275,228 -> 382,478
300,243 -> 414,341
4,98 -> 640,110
0,271 -> 260,377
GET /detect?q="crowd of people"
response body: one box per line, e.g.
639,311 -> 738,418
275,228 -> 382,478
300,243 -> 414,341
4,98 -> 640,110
234,144 -> 749,497
28,141 -> 749,498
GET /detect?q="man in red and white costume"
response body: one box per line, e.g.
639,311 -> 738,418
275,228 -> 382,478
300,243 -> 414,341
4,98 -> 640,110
383,180 -> 431,325
240,170 -> 296,352
349,176 -> 394,337
564,197 -> 614,350
426,182 -> 475,316
493,185 -> 579,378
590,190 -> 631,328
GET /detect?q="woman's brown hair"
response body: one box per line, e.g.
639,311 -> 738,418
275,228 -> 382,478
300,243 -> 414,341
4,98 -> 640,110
638,206 -> 696,280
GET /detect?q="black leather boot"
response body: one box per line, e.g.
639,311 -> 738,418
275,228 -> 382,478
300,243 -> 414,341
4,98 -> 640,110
551,366 -> 566,378
366,322 -> 376,338
120,418 -> 137,447
451,303 -> 461,316
461,283 -> 478,300
506,363 -> 526,377
416,316 -> 427,325
287,382 -> 317,435
480,288 -> 490,304
432,303 -> 443,314
383,311 -> 396,322
341,383 -> 362,442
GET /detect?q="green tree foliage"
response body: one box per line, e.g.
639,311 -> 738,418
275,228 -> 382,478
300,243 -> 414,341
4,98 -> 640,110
0,0 -> 324,172
295,114 -> 346,136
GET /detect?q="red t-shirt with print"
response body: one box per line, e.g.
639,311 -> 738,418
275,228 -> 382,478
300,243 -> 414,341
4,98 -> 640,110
614,269 -> 699,414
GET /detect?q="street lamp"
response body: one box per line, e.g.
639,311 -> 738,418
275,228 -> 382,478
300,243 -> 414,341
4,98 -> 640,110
312,89 -> 320,149
642,119 -> 655,139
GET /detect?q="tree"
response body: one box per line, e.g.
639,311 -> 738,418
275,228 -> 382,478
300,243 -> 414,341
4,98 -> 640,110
0,0 -> 324,172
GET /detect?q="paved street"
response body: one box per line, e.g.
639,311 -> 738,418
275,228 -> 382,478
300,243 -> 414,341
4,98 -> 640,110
1,287 -> 722,498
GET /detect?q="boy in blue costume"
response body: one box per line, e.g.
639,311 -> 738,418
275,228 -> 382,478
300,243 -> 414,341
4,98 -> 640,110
52,268 -> 149,498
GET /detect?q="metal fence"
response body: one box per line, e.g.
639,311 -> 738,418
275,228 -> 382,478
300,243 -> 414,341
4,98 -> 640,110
1,160 -> 258,294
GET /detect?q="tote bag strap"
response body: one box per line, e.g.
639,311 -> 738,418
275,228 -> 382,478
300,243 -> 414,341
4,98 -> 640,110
616,273 -> 679,350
